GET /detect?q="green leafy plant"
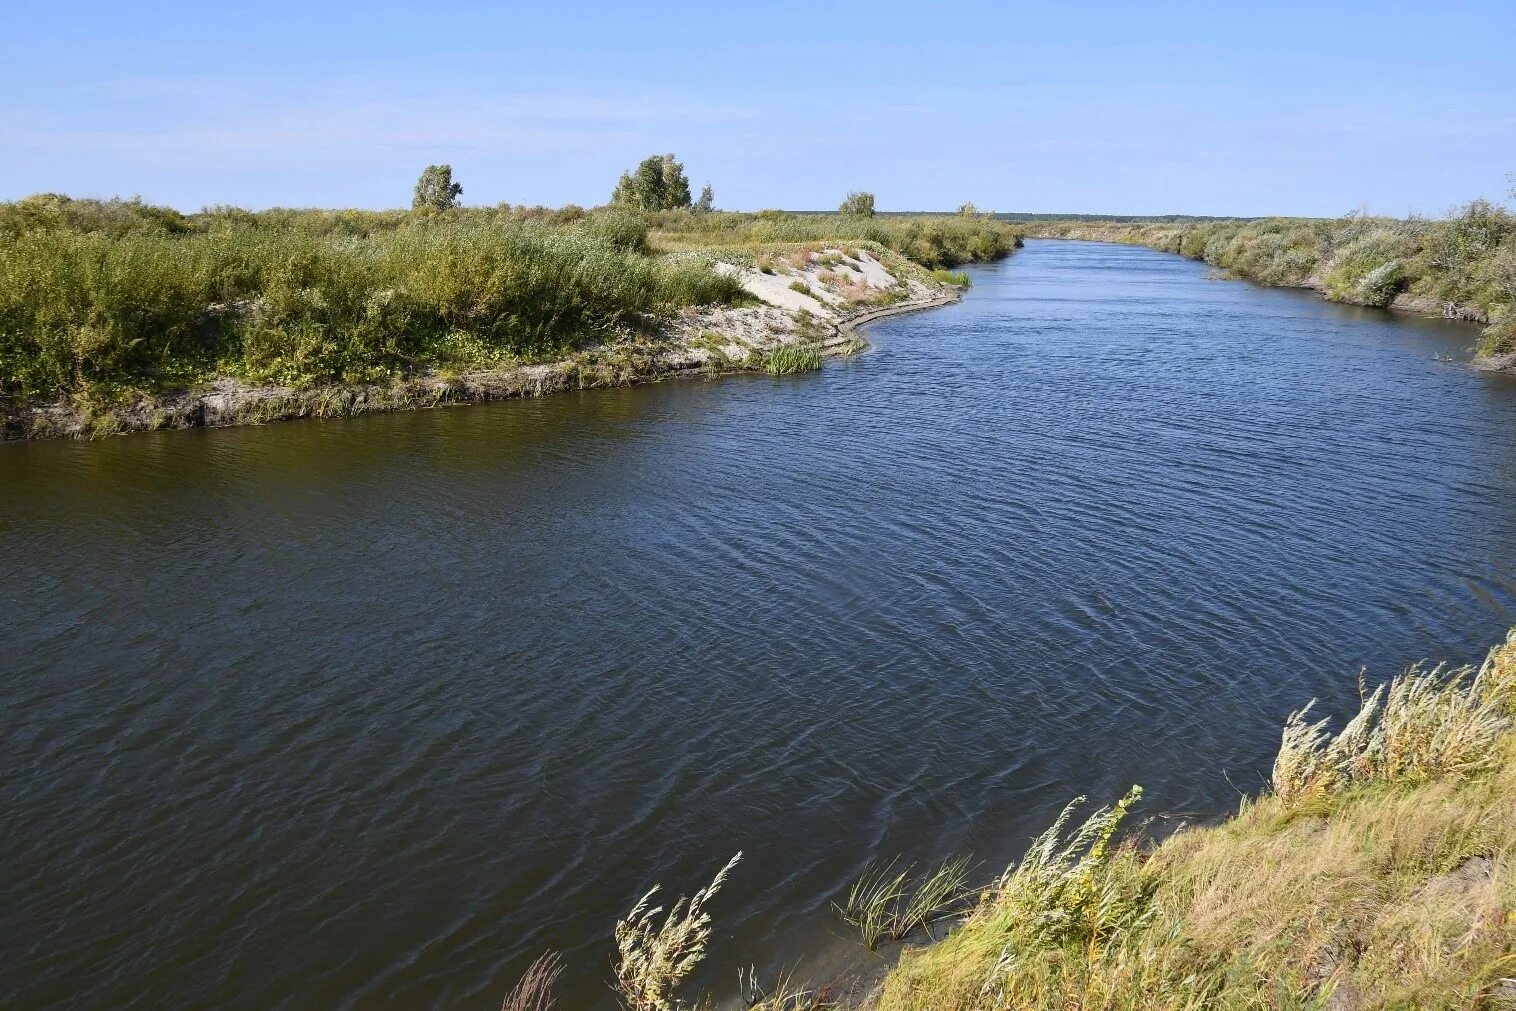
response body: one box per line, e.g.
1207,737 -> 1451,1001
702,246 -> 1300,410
412,164 -> 463,212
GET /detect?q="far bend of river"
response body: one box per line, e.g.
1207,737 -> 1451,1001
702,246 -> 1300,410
5,240 -> 1516,1009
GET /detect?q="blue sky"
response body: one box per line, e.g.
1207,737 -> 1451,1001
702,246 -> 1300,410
4,1 -> 1514,216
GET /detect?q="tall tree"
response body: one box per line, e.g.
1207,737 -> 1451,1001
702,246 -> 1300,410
694,183 -> 714,214
611,154 -> 693,211
412,164 -> 463,211
659,154 -> 691,209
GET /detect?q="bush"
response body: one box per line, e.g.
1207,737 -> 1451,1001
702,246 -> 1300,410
839,191 -> 876,217
583,211 -> 650,254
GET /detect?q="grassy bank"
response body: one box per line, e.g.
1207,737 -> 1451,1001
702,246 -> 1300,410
0,196 -> 1020,431
643,210 -> 1020,268
1032,201 -> 1516,357
501,630 -> 1516,1009
875,630 -> 1516,1011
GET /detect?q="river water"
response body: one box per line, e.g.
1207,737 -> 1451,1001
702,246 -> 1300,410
5,240 -> 1516,1008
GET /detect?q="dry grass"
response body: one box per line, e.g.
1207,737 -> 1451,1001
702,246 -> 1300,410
739,965 -> 837,1010
500,950 -> 564,1011
613,852 -> 741,1011
498,633 -> 1516,1010
877,634 -> 1516,1011
1273,658 -> 1511,804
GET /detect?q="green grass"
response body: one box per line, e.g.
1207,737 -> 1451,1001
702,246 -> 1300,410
762,342 -> 824,375
0,197 -> 744,409
0,195 -> 1019,418
929,268 -> 972,287
644,209 -> 1022,268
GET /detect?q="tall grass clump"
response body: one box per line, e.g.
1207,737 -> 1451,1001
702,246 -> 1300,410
835,855 -> 974,949
836,858 -> 914,950
761,342 -> 823,375
1272,660 -> 1510,804
613,852 -> 741,1011
500,951 -> 564,1011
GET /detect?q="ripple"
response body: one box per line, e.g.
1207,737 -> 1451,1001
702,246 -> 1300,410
4,241 -> 1516,1008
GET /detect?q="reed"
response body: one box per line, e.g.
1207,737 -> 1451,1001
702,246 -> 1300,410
894,856 -> 973,941
613,852 -> 741,1011
836,858 -> 914,951
499,951 -> 563,1011
762,343 -> 824,375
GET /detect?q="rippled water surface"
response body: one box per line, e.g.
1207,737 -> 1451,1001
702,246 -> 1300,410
6,240 -> 1516,1008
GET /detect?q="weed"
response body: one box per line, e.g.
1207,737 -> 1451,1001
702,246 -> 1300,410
762,343 -> 823,375
500,951 -> 563,1011
613,852 -> 741,1011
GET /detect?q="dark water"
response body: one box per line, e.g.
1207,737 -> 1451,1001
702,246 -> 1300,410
5,240 -> 1516,1009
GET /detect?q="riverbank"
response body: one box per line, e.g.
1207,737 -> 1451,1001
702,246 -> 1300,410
865,630 -> 1516,1011
0,225 -> 991,440
557,630 -> 1516,1010
0,197 -> 1018,441
1027,208 -> 1515,372
3,274 -> 959,441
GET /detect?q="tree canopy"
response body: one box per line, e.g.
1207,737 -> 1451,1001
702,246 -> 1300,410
412,165 -> 463,212
839,191 -> 876,217
612,154 -> 693,211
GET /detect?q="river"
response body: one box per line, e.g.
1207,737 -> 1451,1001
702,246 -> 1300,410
4,239 -> 1515,1008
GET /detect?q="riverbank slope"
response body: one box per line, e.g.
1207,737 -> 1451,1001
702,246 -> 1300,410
0,198 -> 1018,441
1027,209 -> 1515,371
5,243 -> 965,440
868,629 -> 1516,1010
560,631 -> 1516,1010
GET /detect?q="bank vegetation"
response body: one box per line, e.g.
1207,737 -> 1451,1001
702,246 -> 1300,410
1031,194 -> 1516,360
0,189 -> 1019,438
503,629 -> 1516,1010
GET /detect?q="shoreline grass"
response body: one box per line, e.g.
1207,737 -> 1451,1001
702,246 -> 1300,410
876,631 -> 1516,1011
502,630 -> 1516,1010
0,196 -> 1018,430
1028,197 -> 1516,356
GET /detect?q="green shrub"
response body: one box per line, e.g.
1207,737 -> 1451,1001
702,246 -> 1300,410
839,191 -> 876,217
583,211 -> 650,254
